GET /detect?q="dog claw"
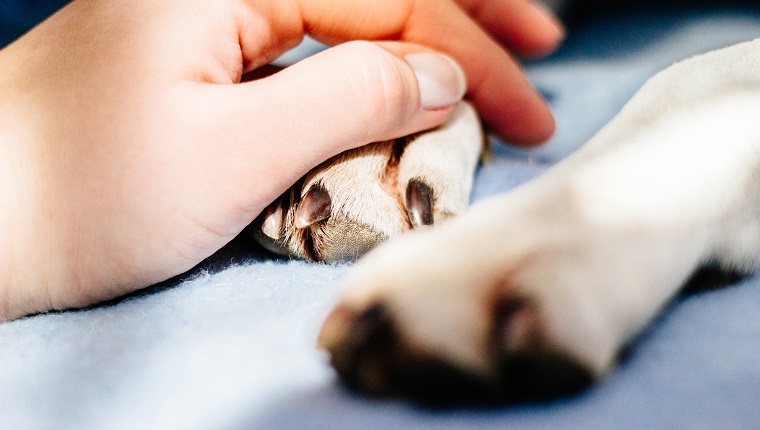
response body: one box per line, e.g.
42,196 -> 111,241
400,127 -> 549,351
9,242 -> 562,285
250,196 -> 291,255
295,185 -> 332,229
493,298 -> 594,402
406,179 -> 434,227
320,303 -> 399,395
259,200 -> 284,240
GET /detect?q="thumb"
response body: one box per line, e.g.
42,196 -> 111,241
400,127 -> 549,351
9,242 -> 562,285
205,41 -> 467,178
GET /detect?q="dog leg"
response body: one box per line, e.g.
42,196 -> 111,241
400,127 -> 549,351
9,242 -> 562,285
318,39 -> 760,404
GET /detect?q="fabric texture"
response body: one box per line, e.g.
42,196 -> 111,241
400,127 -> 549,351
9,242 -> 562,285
2,6 -> 760,430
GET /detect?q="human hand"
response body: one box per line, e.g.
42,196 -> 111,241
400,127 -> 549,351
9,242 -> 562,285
0,0 -> 563,320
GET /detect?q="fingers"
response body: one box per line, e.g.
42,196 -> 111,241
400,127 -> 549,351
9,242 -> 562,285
404,0 -> 556,144
192,41 -> 466,207
295,0 -> 556,145
456,0 -> 565,58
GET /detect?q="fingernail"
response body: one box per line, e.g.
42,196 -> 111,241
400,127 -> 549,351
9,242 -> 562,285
531,1 -> 566,45
405,53 -> 467,110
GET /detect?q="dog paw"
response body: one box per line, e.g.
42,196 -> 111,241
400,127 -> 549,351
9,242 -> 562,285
318,295 -> 593,406
315,187 -> 685,405
315,39 -> 760,404
250,101 -> 484,262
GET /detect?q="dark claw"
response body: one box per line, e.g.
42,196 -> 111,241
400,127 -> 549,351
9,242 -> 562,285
295,184 -> 332,229
493,298 -> 593,402
406,179 -> 434,227
324,303 -> 399,396
497,349 -> 593,403
250,194 -> 290,256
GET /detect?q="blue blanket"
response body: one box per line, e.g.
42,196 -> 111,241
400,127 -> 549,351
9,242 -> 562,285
2,7 -> 760,430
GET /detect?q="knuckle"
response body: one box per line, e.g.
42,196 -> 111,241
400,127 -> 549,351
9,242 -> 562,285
339,41 -> 415,122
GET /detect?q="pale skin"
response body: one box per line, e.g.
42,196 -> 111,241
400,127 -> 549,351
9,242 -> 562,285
0,0 -> 564,320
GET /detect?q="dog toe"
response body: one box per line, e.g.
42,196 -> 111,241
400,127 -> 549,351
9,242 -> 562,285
492,297 -> 594,402
319,302 -> 500,405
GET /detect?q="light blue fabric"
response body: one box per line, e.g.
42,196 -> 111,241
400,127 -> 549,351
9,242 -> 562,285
3,9 -> 760,430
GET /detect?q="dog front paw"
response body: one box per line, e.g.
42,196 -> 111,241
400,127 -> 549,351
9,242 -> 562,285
250,102 -> 484,262
315,192 -> 673,405
318,292 -> 594,406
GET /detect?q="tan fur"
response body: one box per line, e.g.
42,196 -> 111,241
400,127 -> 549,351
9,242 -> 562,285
250,101 -> 483,262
